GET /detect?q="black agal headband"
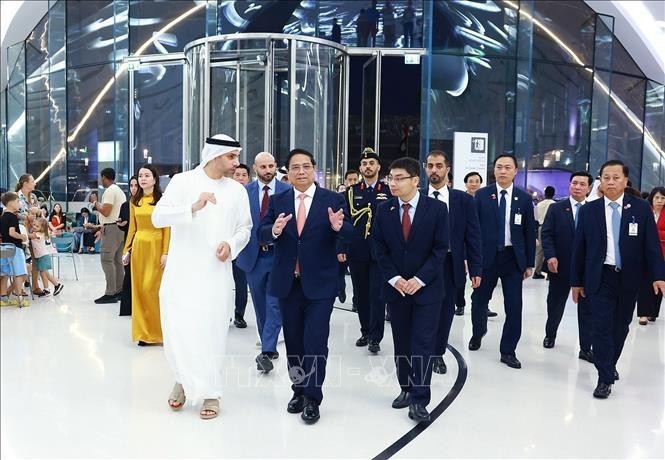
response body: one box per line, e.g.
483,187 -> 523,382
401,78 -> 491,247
205,137 -> 241,148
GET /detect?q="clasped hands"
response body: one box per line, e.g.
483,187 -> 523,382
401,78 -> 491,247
271,207 -> 345,236
394,277 -> 422,296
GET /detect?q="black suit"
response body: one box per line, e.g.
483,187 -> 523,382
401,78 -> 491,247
540,198 -> 592,351
373,193 -> 449,406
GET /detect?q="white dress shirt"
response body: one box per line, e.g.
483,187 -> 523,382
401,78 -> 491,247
428,184 -> 449,209
257,177 -> 277,209
496,183 -> 514,247
390,192 -> 424,288
603,194 -> 624,266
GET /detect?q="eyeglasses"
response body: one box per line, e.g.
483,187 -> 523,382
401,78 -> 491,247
386,175 -> 415,184
289,164 -> 314,172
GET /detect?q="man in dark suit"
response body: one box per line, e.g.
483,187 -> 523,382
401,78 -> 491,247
571,160 -> 665,398
541,171 -> 594,362
236,152 -> 291,372
469,154 -> 536,369
339,148 -> 393,353
373,157 -> 449,423
258,148 -> 352,424
423,151 -> 482,374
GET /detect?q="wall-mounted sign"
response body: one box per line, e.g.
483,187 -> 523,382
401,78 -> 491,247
452,132 -> 488,191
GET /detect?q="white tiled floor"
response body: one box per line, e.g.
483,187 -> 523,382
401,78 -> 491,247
1,254 -> 663,459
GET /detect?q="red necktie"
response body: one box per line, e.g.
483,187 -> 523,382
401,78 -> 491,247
260,185 -> 270,220
402,203 -> 412,241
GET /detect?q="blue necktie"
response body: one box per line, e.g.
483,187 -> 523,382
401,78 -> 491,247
497,190 -> 507,250
609,201 -> 621,269
574,202 -> 581,228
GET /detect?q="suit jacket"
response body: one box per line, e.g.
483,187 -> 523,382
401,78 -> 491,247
570,194 -> 665,294
236,179 -> 290,273
474,184 -> 536,272
541,199 -> 577,284
258,185 -> 353,300
75,212 -> 98,227
422,187 -> 482,288
373,195 -> 449,305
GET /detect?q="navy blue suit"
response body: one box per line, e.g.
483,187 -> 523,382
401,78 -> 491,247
236,179 -> 290,353
423,187 -> 482,359
571,194 -> 665,385
342,181 -> 393,343
470,184 -> 537,355
373,193 -> 449,406
258,185 -> 352,404
540,198 -> 592,352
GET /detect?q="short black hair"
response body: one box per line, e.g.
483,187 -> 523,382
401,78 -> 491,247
286,148 -> 316,169
569,171 -> 593,185
100,168 -> 116,181
235,163 -> 250,174
427,150 -> 450,167
464,171 -> 482,184
599,159 -> 629,178
389,157 -> 420,178
544,186 -> 555,199
344,169 -> 360,179
493,154 -> 518,168
81,207 -> 90,214
648,186 -> 665,206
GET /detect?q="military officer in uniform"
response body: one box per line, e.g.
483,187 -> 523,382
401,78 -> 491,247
339,148 -> 393,353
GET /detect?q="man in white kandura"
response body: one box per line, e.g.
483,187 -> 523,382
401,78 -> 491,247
152,134 -> 252,420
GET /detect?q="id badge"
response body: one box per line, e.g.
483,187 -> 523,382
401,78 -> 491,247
514,213 -> 522,226
628,222 -> 638,236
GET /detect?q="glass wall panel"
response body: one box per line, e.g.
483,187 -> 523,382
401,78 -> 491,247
611,39 -> 644,78
525,62 -> 593,197
7,43 -> 26,188
26,72 -> 52,198
640,81 -> 664,192
431,0 -> 517,57
428,55 -> 516,173
607,73 -> 645,187
129,0 -> 206,55
67,1 -> 124,67
1,89 -> 7,190
48,1 -> 66,71
26,14 -> 49,77
185,45 -> 204,168
67,64 -> 120,202
531,1 -> 595,66
49,69 -> 68,203
132,63 -> 183,177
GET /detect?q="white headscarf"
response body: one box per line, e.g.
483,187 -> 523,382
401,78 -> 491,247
198,134 -> 242,169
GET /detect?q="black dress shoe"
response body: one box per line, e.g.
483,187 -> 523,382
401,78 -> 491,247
593,382 -> 612,398
648,317 -> 656,322
287,395 -> 306,413
432,357 -> 447,374
454,306 -> 464,316
266,351 -> 279,360
468,336 -> 482,351
137,341 -> 148,347
500,354 -> 522,369
392,390 -> 410,409
613,370 -> 620,381
543,337 -> 555,348
368,340 -> 380,353
487,308 -> 498,317
94,294 -> 118,304
578,350 -> 594,363
301,398 -> 320,424
355,335 -> 368,347
532,273 -> 545,279
233,317 -> 247,328
408,403 -> 430,423
255,353 -> 274,372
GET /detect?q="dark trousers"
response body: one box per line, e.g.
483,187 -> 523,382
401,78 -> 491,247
455,283 -> 466,308
338,261 -> 347,297
435,256 -> 456,357
280,279 -> 334,405
637,278 -> 662,318
389,297 -> 440,406
119,262 -> 132,316
545,274 -> 592,352
348,258 -> 385,342
588,267 -> 639,384
246,253 -> 282,352
471,247 -> 523,355
232,260 -> 247,318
